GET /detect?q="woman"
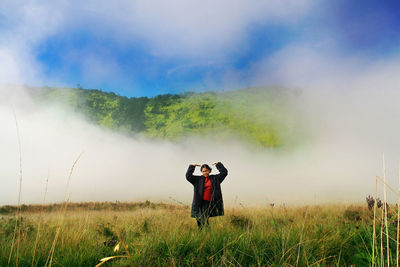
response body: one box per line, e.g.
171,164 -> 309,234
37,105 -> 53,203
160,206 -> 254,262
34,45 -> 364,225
186,161 -> 228,229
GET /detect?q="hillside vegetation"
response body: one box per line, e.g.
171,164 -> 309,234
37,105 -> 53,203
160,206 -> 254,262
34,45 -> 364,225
30,86 -> 305,148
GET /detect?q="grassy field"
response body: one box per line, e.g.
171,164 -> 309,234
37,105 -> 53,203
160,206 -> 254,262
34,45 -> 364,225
0,201 -> 396,266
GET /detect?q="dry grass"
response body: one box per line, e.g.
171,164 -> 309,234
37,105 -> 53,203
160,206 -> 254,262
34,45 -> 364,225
0,202 -> 391,266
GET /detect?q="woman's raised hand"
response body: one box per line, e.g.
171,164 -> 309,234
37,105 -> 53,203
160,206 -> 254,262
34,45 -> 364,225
212,162 -> 220,165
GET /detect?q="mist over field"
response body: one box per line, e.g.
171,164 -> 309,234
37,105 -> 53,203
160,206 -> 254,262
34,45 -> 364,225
1,0 -> 400,207
2,66 -> 400,206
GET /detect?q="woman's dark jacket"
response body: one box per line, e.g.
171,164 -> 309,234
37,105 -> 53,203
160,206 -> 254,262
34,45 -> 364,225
186,162 -> 228,218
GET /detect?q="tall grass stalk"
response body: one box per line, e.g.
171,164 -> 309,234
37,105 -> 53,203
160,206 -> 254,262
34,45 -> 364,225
46,152 -> 83,267
31,172 -> 49,267
383,153 -> 390,267
8,108 -> 23,267
296,208 -> 308,266
397,162 -> 400,267
373,176 -> 378,267
381,200 -> 384,267
375,174 -> 400,266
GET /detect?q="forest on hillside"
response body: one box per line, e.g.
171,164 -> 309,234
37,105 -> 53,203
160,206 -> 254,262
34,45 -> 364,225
29,86 -> 305,148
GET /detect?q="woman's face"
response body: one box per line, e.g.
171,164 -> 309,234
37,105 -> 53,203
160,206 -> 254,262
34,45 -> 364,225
201,168 -> 210,177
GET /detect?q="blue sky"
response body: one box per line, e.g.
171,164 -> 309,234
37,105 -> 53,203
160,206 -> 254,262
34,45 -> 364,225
1,0 -> 400,97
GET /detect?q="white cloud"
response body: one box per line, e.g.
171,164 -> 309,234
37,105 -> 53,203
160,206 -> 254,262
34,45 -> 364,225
0,0 -> 315,85
114,0 -> 314,59
0,1 -> 66,84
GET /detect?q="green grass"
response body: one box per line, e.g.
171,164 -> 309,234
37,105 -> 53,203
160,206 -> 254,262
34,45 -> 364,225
0,202 -> 395,266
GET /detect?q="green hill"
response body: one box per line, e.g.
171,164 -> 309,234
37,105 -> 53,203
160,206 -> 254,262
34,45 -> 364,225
28,86 -> 306,148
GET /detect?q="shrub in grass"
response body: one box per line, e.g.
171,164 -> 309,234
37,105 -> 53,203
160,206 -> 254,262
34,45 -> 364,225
229,214 -> 252,229
343,208 -> 362,221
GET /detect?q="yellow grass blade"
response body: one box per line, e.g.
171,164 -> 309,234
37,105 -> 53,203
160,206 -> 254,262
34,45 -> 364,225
113,242 -> 120,252
95,255 -> 128,267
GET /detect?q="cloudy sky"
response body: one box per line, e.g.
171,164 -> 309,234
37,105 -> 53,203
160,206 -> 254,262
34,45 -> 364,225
1,1 -> 400,205
1,0 -> 399,96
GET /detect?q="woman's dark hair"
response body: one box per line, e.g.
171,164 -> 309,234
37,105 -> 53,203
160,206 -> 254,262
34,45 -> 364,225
201,164 -> 212,172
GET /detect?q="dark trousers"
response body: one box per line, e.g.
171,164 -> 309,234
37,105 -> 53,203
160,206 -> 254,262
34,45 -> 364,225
196,200 -> 211,229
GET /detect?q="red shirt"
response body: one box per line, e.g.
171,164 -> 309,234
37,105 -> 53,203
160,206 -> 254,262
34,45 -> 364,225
203,176 -> 212,201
